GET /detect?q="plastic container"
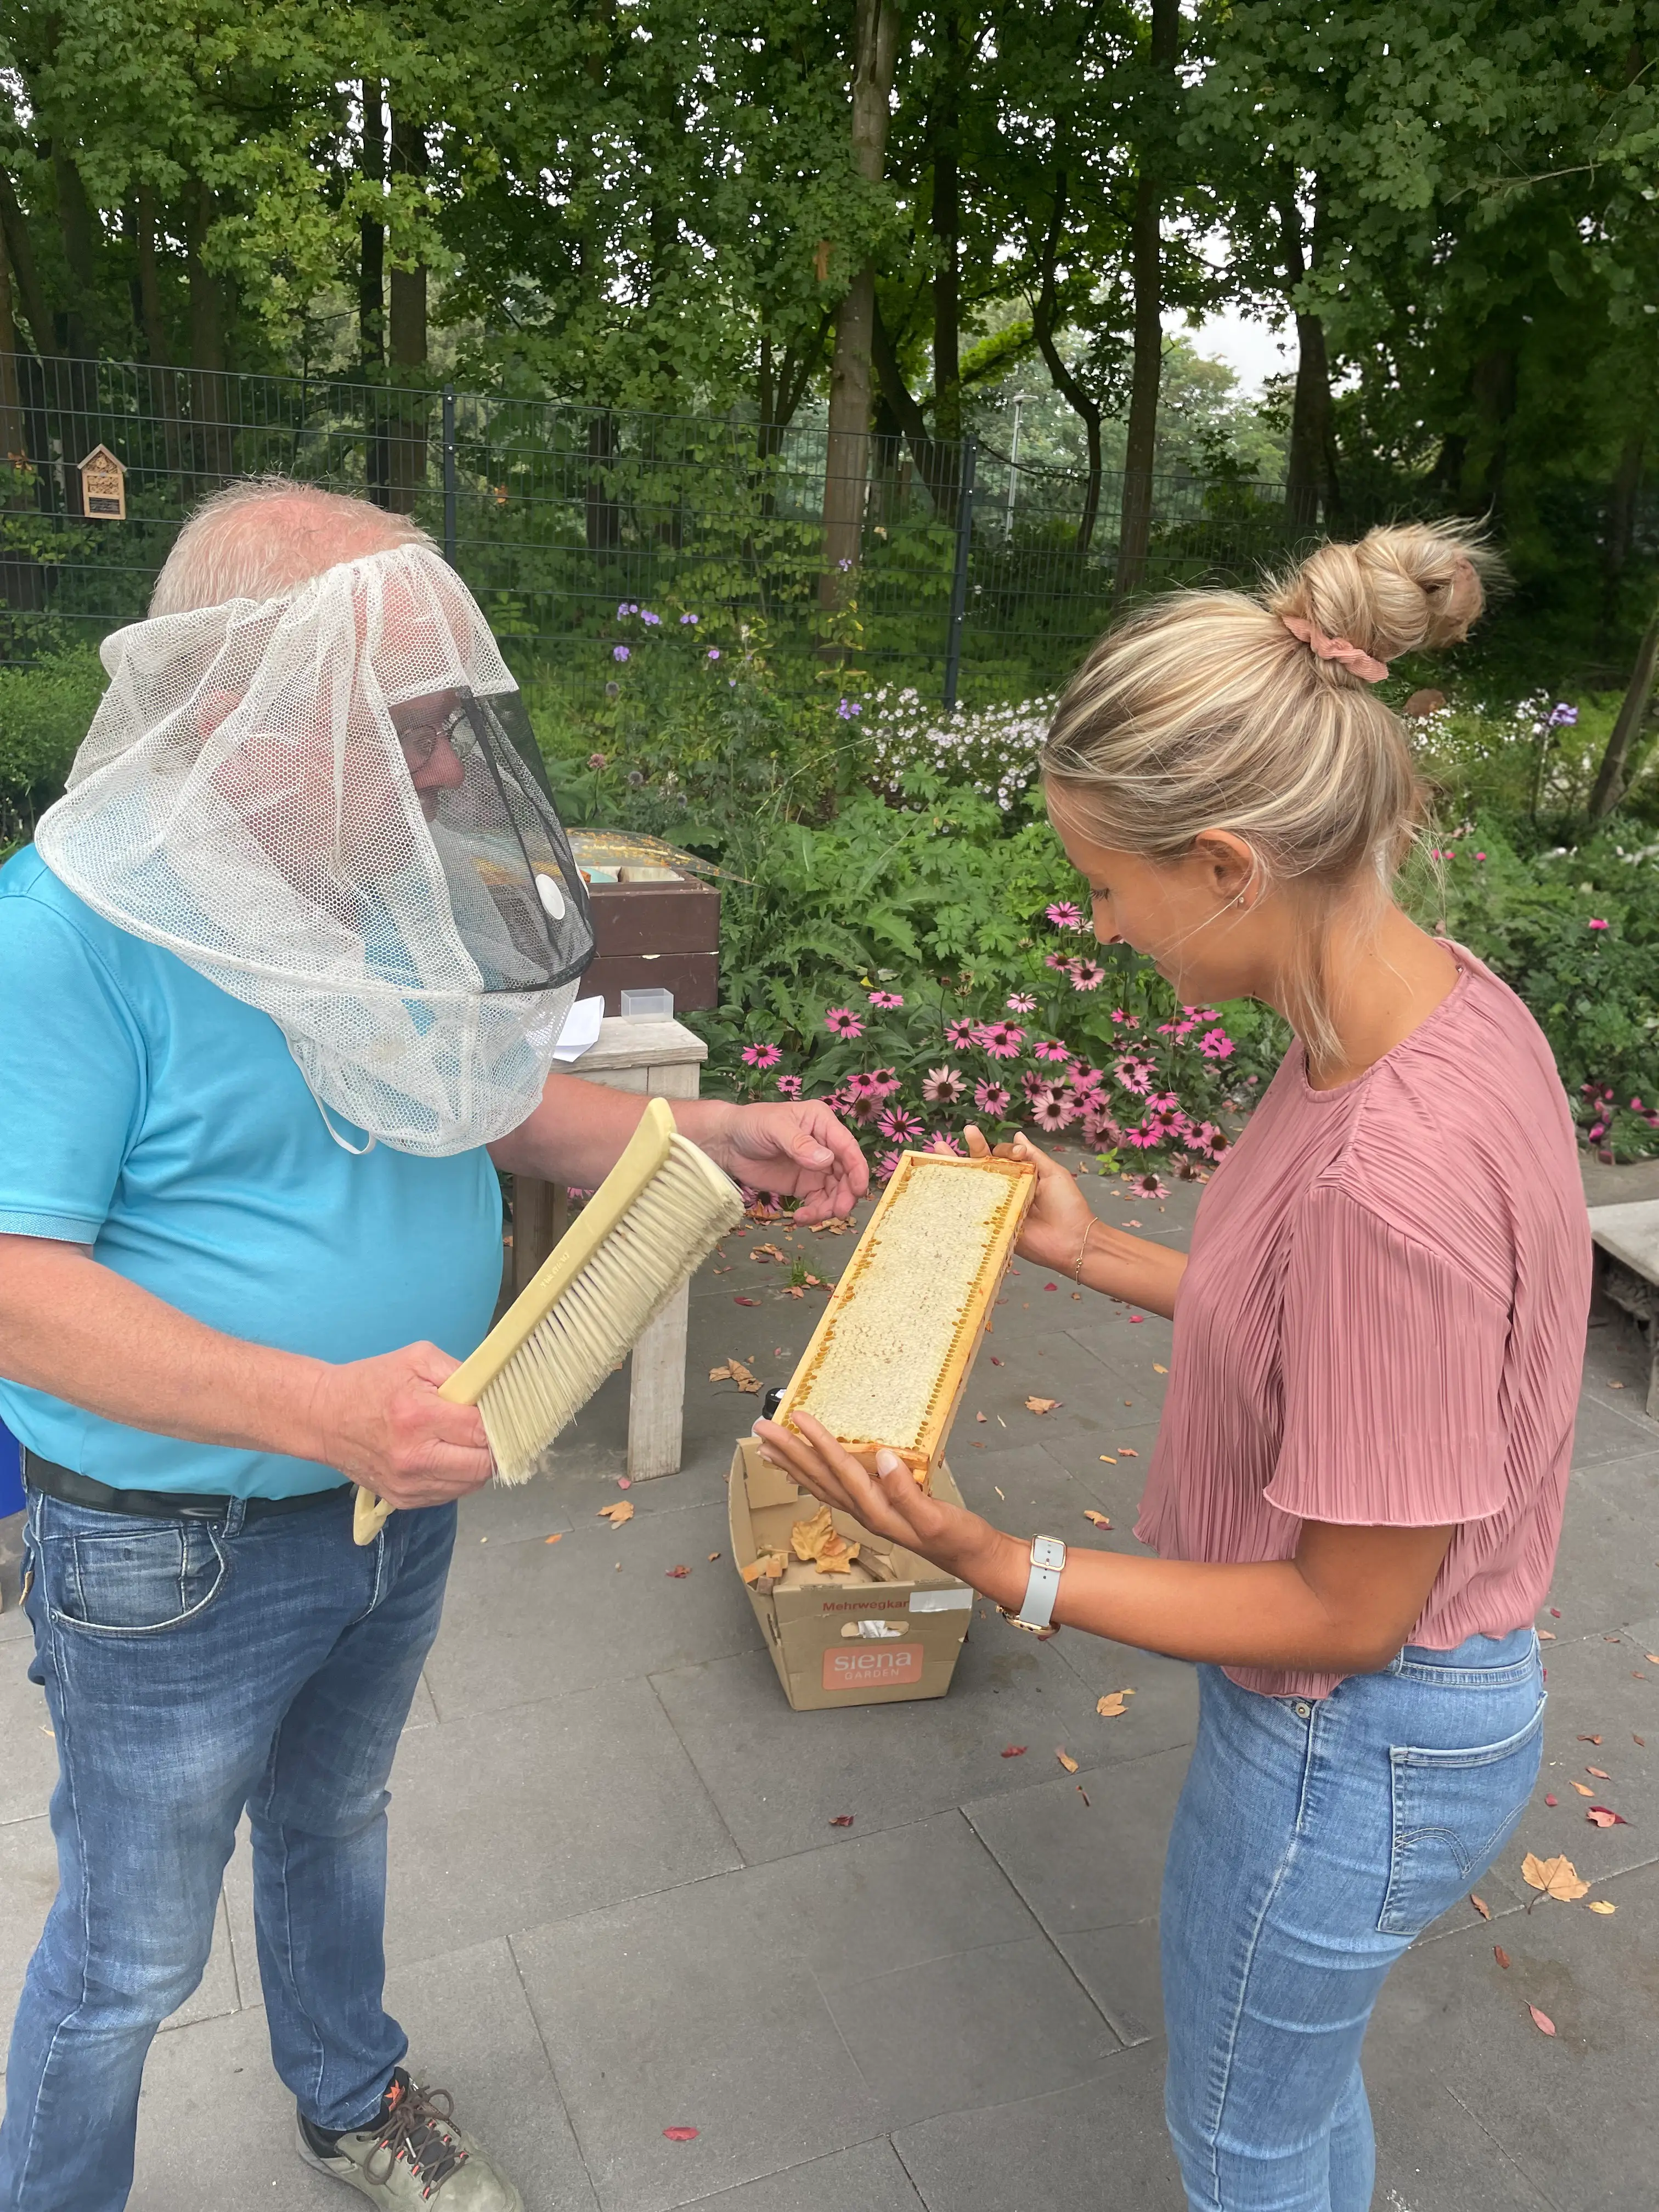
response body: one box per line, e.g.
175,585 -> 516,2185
620,986 -> 675,1021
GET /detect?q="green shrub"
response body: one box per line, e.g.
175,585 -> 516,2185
0,647 -> 109,853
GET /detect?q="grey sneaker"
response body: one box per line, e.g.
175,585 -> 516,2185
296,2069 -> 523,2209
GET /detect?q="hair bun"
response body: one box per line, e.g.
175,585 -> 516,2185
1266,521 -> 1494,674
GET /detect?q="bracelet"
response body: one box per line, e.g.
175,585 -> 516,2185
1073,1216 -> 1098,1288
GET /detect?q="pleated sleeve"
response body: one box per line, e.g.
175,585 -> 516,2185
1262,1180 -> 1511,1527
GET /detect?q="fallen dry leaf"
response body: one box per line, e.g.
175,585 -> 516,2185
666,1565 -> 691,1578
1635,1735 -> 1646,1747
1083,1509 -> 1113,1530
1025,1396 -> 1060,1415
989,1355 -> 1003,1365
809,1217 -> 851,1233
750,1242 -> 788,1263
1096,1692 -> 1130,1719
1153,1363 -> 1168,1374
1470,1893 -> 1492,1921
791,1504 -> 859,1574
1586,1899 -> 1617,1914
1586,1806 -> 1628,1826
1571,1781 -> 1596,1797
544,1533 -> 563,1545
1545,1794 -> 1558,1806
1118,1446 -> 1138,1458
1587,1765 -> 1610,1780
708,1551 -> 722,1562
828,1814 -> 854,1828
662,2126 -> 699,2142
1098,1453 -> 1117,1464
1076,1783 -> 1092,1806
1528,2004 -> 1556,2037
1522,1852 -> 1590,1901
1494,1944 -> 1511,1968
1001,1744 -> 1028,1758
597,1501 -> 635,1527
1648,1655 -> 1659,1666
1056,1748 -> 1080,1774
733,1295 -> 760,1306
1539,1629 -> 1556,1640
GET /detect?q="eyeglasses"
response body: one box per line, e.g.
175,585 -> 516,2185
393,704 -> 474,771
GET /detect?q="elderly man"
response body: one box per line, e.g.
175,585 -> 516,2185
0,480 -> 865,2212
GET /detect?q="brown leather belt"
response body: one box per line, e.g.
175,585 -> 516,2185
24,1451 -> 345,1523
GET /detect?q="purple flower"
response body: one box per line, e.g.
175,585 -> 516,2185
878,1106 -> 922,1142
680,612 -> 699,624
837,698 -> 862,719
741,1042 -> 782,1070
1548,702 -> 1578,727
1006,992 -> 1037,1013
824,1006 -> 865,1038
587,752 -> 607,770
867,989 -> 904,1009
707,647 -> 721,661
641,610 -> 661,627
973,1079 -> 1011,1116
613,645 -> 630,663
1046,901 -> 1084,930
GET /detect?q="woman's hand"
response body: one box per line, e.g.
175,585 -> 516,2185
964,1123 -> 1092,1274
751,1410 -> 1009,1588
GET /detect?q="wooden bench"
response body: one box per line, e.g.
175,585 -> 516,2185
1587,1198 -> 1659,1418
508,1014 -> 709,1479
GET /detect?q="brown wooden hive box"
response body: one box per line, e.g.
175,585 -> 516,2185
582,875 -> 720,1015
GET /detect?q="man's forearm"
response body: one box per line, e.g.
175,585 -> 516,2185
487,1074 -> 736,1186
0,1234 -> 328,1459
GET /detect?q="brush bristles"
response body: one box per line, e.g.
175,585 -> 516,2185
479,1137 -> 742,1483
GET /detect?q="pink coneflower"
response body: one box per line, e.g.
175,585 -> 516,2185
1110,1009 -> 1141,1030
824,1006 -> 864,1037
1131,1172 -> 1171,1200
876,1148 -> 903,1181
926,1131 -> 966,1155
878,1106 -> 922,1143
1081,1108 -> 1120,1146
1030,1088 -> 1080,1133
944,1018 -> 977,1048
1034,1040 -> 1071,1063
775,1073 -> 803,1098
868,989 -> 905,1009
1588,918 -> 1609,931
1022,1069 -> 1050,1103
973,1079 -> 1011,1116
1069,960 -> 1106,992
1046,902 -> 1083,930
870,1065 -> 902,1097
741,1042 -> 782,1069
1043,952 -> 1069,970
1068,1065 -> 1105,1092
1120,1122 -> 1161,1150
922,1065 -> 965,1104
1148,1091 -> 1180,1114
974,1021 -> 1025,1060
1197,1027 -> 1235,1060
1006,992 -> 1037,1013
1114,1055 -> 1154,1096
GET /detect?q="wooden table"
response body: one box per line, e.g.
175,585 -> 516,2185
509,1014 -> 709,1479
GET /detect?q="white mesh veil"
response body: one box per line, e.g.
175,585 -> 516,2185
35,544 -> 596,1155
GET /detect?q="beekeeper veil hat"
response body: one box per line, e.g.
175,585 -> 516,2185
36,543 -> 596,1155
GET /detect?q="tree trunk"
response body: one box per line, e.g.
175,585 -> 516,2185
52,146 -> 97,359
0,213 -> 42,614
928,1 -> 963,515
1114,0 -> 1179,602
585,409 -> 622,552
820,0 -> 900,614
1031,177 -> 1103,557
1603,432 -> 1645,613
0,172 -> 52,358
872,297 -> 956,516
387,108 -> 429,516
1588,596 -> 1659,820
360,81 -> 389,505
1465,346 -> 1517,506
1279,185 -> 1336,534
135,187 -> 170,363
185,179 -> 232,484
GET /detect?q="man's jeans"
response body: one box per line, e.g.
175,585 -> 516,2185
0,1485 -> 456,2212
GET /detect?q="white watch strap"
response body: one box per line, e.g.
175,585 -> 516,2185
1017,1535 -> 1066,1629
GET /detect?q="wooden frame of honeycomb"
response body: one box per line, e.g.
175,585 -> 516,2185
774,1149 -> 1035,1478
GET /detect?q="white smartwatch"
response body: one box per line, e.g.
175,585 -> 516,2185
998,1535 -> 1066,1638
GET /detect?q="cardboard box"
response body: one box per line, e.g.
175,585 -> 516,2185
728,1438 -> 974,1711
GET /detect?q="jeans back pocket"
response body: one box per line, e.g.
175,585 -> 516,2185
48,1516 -> 228,1635
1378,1696 -> 1545,1935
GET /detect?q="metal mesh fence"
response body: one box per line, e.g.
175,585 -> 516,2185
0,353 -> 1306,704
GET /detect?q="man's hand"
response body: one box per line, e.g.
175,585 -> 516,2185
303,1342 -> 495,1508
695,1098 -> 868,1223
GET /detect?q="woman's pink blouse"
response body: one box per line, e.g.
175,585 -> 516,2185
1135,945 -> 1592,1699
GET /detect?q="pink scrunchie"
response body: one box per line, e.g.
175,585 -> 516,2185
1280,615 -> 1389,684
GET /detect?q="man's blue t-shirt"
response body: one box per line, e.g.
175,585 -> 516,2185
0,847 -> 504,1497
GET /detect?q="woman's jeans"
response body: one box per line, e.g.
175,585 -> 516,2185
0,1485 -> 456,2212
1161,1627 -> 1545,2212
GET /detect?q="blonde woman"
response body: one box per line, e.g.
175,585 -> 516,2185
757,523 -> 1589,2212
